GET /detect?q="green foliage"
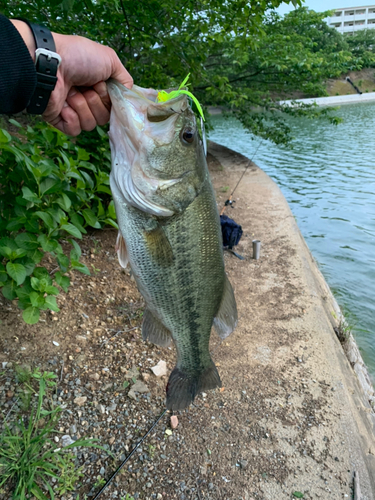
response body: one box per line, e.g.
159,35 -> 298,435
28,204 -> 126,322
0,368 -> 101,499
0,119 -> 116,323
344,29 -> 375,69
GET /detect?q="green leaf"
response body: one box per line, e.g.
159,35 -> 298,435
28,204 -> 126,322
15,233 -> 39,250
6,262 -> 26,285
30,291 -> 45,308
57,254 -> 70,272
71,261 -> 90,275
0,246 -> 13,259
34,211 -> 56,229
55,272 -> 70,292
33,267 -> 50,280
70,239 -> 82,260
70,213 -> 87,234
55,193 -> 72,211
97,185 -> 112,195
61,223 -> 82,239
28,249 -> 44,264
45,295 -> 60,312
23,307 -> 40,324
82,208 -> 101,228
293,493 -> 304,499
38,234 -> 59,253
2,280 -> 17,300
45,285 -> 59,295
22,186 -> 41,204
107,200 -> 117,220
9,118 -> 22,128
40,177 -> 62,195
0,128 -> 11,143
105,218 -> 119,229
77,147 -> 90,160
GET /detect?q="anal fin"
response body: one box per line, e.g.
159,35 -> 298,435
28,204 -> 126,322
142,308 -> 172,347
213,275 -> 238,339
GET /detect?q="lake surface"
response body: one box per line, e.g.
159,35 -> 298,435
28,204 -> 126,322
209,104 -> 375,379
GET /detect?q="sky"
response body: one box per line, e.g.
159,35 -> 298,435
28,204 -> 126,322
276,0 -> 373,16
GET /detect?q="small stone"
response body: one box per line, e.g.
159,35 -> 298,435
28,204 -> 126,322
76,335 -> 87,342
142,372 -> 150,382
52,341 -> 59,346
202,392 -> 207,398
239,459 -> 248,469
124,366 -> 139,380
157,494 -> 162,499
61,435 -> 75,447
151,360 -> 167,377
73,396 -> 87,406
170,415 -> 178,429
54,436 -> 59,442
89,372 -> 100,381
208,483 -> 214,490
6,390 -> 14,398
128,380 -> 149,400
109,437 -> 115,445
70,424 -> 77,434
99,467 -> 105,476
99,404 -> 106,414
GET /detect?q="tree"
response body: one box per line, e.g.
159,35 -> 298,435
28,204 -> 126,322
344,29 -> 375,69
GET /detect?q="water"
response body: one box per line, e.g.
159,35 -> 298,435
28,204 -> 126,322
209,104 -> 375,378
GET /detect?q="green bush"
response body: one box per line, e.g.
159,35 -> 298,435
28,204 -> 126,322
0,119 -> 117,324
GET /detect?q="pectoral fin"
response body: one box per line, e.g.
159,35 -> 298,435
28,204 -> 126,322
144,226 -> 174,267
115,232 -> 128,268
142,308 -> 172,347
213,275 -> 238,339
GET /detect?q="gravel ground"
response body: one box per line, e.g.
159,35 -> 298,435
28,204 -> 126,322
1,146 -> 374,499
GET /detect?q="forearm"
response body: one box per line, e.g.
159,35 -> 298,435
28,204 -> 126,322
0,15 -> 37,114
10,19 -> 36,62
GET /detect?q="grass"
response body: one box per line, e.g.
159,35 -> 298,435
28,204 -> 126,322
0,367 -> 103,499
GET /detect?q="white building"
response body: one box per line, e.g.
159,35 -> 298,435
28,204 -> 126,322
327,5 -> 375,33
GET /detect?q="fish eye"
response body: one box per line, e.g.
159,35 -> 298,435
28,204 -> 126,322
181,128 -> 195,144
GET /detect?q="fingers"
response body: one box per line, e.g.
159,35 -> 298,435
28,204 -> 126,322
108,48 -> 133,89
83,87 -> 110,126
66,87 -> 97,132
48,103 -> 81,136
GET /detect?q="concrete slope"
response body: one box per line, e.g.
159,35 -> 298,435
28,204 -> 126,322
208,141 -> 375,499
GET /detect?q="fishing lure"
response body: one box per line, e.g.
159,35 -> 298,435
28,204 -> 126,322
156,73 -> 205,121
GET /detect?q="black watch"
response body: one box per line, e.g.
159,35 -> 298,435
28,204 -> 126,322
16,19 -> 61,115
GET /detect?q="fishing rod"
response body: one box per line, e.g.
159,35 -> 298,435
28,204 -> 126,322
220,138 -> 263,216
92,409 -> 168,500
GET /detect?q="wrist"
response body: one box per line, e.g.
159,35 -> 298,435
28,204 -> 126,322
10,19 -> 36,62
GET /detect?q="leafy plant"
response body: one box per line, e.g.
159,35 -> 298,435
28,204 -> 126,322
0,370 -> 101,499
0,119 -> 117,324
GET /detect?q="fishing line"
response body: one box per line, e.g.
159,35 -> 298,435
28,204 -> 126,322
92,409 -> 168,499
220,138 -> 263,216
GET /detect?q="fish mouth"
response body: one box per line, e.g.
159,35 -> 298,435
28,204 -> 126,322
107,79 -> 188,124
107,80 -> 191,217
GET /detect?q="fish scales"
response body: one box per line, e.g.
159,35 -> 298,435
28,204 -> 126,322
108,80 -> 237,410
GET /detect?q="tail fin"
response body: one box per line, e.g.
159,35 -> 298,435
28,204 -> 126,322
166,360 -> 221,411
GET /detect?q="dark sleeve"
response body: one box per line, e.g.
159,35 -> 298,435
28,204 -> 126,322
0,15 -> 37,114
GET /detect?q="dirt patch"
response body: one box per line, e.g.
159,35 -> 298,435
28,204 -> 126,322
1,143 -> 373,499
326,68 -> 375,96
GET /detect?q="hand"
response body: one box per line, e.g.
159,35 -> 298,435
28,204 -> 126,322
11,20 -> 133,136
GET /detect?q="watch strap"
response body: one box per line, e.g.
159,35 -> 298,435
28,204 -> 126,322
16,19 -> 60,114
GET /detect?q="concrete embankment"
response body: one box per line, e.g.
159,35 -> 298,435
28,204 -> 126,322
279,92 -> 375,107
207,141 -> 375,499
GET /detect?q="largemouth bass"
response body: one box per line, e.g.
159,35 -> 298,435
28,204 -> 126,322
107,80 -> 237,411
